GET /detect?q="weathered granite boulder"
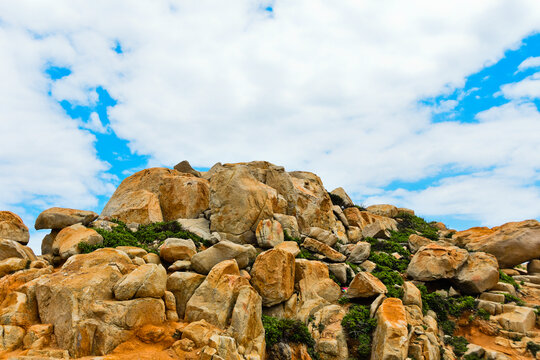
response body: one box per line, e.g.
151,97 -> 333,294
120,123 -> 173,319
190,241 -> 257,275
371,298 -> 409,360
34,207 -> 98,230
0,211 -> 29,244
250,248 -> 295,307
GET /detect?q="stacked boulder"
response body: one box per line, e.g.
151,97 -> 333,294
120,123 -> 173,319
1,160 -> 540,359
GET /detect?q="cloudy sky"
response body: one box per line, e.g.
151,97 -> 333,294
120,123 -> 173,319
1,1 -> 540,251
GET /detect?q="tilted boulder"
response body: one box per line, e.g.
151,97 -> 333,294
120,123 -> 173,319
371,298 -> 409,360
273,213 -> 301,239
343,207 -> 397,236
306,227 -> 339,247
174,160 -> 201,177
52,224 -> 103,260
255,219 -> 284,249
366,204 -> 398,218
190,240 -> 256,275
330,187 -> 354,208
102,167 -> 209,224
113,264 -> 167,300
176,218 -> 217,243
408,234 -> 432,253
0,325 -> 25,351
0,211 -> 29,244
250,248 -> 295,307
406,243 -> 468,281
275,241 -> 301,257
0,239 -> 36,262
402,282 -> 422,310
158,238 -> 197,263
0,258 -> 27,278
453,252 -> 499,294
346,272 -> 387,298
167,272 -> 206,319
302,237 -> 346,262
453,220 -> 540,268
347,242 -> 371,264
34,207 -> 98,230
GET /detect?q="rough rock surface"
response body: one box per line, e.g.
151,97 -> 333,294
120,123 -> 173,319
190,240 -> 257,274
0,211 -> 30,244
371,298 -> 409,360
256,219 -> 284,248
159,238 -> 197,263
366,204 -> 398,218
113,264 -> 167,300
453,219 -> 540,267
330,188 -> 354,207
347,272 -> 387,298
102,167 -> 209,224
0,238 -> 36,262
406,243 -> 468,281
167,271 -> 206,319
453,252 -> 499,294
34,207 -> 98,230
250,248 -> 295,307
52,224 -> 103,260
302,237 -> 346,262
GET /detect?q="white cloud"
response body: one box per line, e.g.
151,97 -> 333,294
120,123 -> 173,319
0,0 -> 540,236
517,56 -> 540,71
501,71 -> 540,99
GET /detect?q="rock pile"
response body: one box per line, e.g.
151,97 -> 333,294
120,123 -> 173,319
0,160 -> 539,360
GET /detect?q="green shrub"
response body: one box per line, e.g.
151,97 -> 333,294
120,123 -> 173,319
527,341 -> 540,356
476,308 -> 490,320
503,293 -> 524,306
498,270 -> 520,290
464,353 -> 483,360
81,220 -> 208,254
395,212 -> 438,240
369,252 -> 409,273
440,320 -> 456,336
354,204 -> 367,211
342,305 -> 377,359
338,296 -> 350,305
444,336 -> 469,357
296,248 -> 318,260
366,236 -> 411,258
371,269 -> 403,298
262,315 -> 319,359
329,273 -> 343,287
329,192 -> 346,208
346,261 -> 360,273
284,230 -> 302,245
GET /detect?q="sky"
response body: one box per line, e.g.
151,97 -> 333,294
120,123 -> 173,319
1,1 -> 540,253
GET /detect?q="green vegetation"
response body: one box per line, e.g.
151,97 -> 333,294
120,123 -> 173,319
365,236 -> 410,258
527,341 -> 540,357
395,212 -> 439,240
296,248 -> 318,260
329,273 -> 343,287
476,308 -> 490,320
262,315 -> 319,359
498,270 -> 520,290
80,220 -> 208,254
341,305 -> 377,359
503,293 -> 525,306
354,204 -> 367,211
329,192 -> 347,208
463,353 -> 483,360
444,336 -> 469,357
417,284 -> 477,335
338,296 -> 350,305
283,230 -> 302,245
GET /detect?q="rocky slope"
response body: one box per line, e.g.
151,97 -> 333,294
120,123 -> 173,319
0,160 -> 539,360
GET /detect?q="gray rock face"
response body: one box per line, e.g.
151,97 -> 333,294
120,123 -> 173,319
347,242 -> 371,264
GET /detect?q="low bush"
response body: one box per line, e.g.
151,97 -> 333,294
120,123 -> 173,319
444,336 -> 469,357
80,220 -> 208,254
365,236 -> 411,258
503,293 -> 524,306
342,305 -> 377,359
476,308 -> 490,320
498,270 -> 520,290
328,192 -> 347,208
262,315 -> 319,359
527,341 -> 540,357
296,248 -> 318,260
395,212 -> 438,240
284,230 -> 302,245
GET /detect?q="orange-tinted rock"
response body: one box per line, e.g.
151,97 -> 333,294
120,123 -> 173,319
453,220 -> 540,268
34,207 -> 98,230
52,224 -> 103,260
347,272 -> 387,298
0,211 -> 29,244
371,298 -> 409,360
406,243 -> 468,281
250,248 -> 295,306
366,204 -> 398,218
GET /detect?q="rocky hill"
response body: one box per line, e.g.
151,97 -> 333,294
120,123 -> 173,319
0,160 -> 539,360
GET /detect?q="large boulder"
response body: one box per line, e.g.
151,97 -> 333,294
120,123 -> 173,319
0,211 -> 29,244
371,298 -> 409,360
256,219 -> 284,249
185,260 -> 250,328
346,272 -> 387,298
0,258 -> 27,278
343,207 -> 397,235
210,164 -> 280,244
167,272 -> 206,319
289,171 -> 336,233
273,213 -> 301,239
250,248 -> 295,307
190,240 -> 256,275
406,243 -> 468,281
347,242 -> 371,264
408,234 -> 432,253
176,218 -> 217,243
0,239 -> 36,262
52,224 -> 103,260
305,227 -> 339,247
34,207 -> 98,230
174,160 -> 201,177
158,238 -> 197,263
113,264 -> 167,300
35,249 -> 163,357
453,220 -> 540,268
294,259 -> 341,322
453,252 -> 499,294
102,167 -> 209,224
